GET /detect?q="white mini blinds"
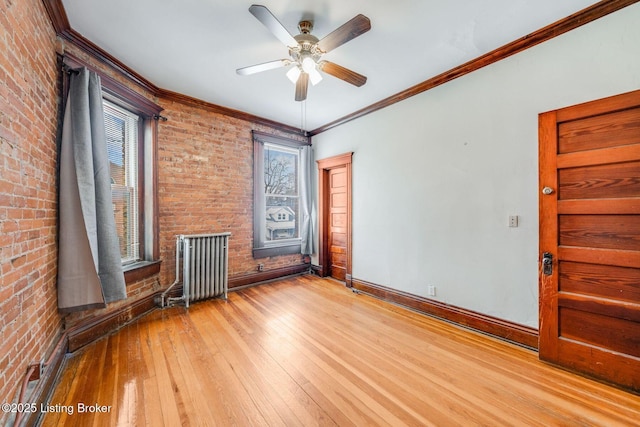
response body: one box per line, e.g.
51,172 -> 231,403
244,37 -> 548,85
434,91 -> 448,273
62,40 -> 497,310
103,100 -> 140,264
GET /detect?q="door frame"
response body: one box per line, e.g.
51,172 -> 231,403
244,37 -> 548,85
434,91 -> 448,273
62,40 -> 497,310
538,109 -> 560,361
317,152 -> 353,285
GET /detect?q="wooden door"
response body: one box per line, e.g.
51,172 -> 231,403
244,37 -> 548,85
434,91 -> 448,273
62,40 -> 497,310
539,89 -> 640,392
328,167 -> 348,281
317,153 -> 352,284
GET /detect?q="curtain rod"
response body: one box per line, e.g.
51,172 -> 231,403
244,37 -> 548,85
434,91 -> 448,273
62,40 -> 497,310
62,64 -> 80,75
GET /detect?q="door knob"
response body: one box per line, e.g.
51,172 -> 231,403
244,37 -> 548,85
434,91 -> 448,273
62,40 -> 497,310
542,187 -> 554,195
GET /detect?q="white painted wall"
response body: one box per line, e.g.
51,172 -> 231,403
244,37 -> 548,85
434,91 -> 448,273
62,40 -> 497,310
311,4 -> 640,328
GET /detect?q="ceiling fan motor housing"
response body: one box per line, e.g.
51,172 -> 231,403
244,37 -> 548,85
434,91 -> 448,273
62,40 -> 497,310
290,21 -> 323,64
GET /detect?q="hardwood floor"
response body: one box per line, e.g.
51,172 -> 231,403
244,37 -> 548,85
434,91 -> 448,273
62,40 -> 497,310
42,275 -> 640,426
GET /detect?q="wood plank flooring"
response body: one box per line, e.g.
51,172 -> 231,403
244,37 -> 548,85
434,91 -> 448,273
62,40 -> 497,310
42,275 -> 640,426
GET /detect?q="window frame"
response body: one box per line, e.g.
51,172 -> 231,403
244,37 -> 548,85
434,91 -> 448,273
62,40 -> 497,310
252,131 -> 308,258
103,98 -> 143,265
61,53 -> 163,281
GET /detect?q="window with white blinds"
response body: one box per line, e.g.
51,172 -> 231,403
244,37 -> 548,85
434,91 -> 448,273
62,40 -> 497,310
103,100 -> 140,264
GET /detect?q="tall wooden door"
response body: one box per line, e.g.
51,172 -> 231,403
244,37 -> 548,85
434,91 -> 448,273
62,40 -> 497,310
328,167 -> 348,281
317,153 -> 352,284
539,89 -> 640,392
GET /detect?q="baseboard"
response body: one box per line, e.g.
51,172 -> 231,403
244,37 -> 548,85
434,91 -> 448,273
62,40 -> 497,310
309,264 -> 323,276
66,286 -> 180,352
15,287 -> 180,424
17,332 -> 68,427
65,264 -> 310,352
351,278 -> 539,350
229,263 -> 309,289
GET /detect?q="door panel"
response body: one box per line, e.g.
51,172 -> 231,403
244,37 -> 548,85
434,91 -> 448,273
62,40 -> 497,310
331,212 -> 347,228
558,161 -> 640,199
329,167 -> 348,281
539,90 -> 640,392
331,192 -> 347,207
331,169 -> 347,187
559,261 -> 640,301
558,108 -> 640,153
559,215 -> 640,250
559,308 -> 640,357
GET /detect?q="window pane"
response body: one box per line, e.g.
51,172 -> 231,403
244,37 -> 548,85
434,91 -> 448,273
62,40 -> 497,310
263,144 -> 299,243
104,100 -> 140,263
264,146 -> 298,196
265,196 -> 299,241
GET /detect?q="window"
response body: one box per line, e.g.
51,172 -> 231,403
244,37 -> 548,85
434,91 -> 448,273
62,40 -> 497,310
264,143 -> 299,241
253,131 -> 309,258
62,54 -> 163,281
104,100 -> 140,264
98,85 -> 161,272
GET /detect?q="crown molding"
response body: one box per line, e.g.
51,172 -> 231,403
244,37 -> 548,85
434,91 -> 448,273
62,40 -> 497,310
309,0 -> 640,136
41,0 -> 305,137
158,88 -> 307,136
42,0 -> 638,137
41,0 -> 69,34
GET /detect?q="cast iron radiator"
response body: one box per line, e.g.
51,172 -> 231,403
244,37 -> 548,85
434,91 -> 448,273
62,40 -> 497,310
161,232 -> 231,308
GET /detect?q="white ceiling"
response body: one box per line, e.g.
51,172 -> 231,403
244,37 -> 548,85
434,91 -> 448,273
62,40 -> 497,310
61,0 -> 600,131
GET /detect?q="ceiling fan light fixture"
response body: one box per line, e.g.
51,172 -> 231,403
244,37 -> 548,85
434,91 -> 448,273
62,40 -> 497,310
301,56 -> 316,73
286,66 -> 301,84
308,67 -> 323,86
300,55 -> 322,86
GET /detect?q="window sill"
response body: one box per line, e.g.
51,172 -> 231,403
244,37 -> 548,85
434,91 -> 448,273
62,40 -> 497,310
253,244 -> 301,259
123,260 -> 161,285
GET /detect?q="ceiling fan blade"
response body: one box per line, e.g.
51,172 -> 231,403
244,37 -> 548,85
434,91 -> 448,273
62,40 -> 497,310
317,14 -> 371,53
318,61 -> 367,87
236,59 -> 290,76
295,72 -> 309,102
249,5 -> 298,47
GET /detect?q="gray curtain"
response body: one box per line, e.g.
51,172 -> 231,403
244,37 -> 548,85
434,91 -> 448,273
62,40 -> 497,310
57,68 -> 126,312
300,145 -> 315,255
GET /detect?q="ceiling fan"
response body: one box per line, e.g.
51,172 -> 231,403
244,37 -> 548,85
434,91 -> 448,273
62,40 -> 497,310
236,5 -> 371,102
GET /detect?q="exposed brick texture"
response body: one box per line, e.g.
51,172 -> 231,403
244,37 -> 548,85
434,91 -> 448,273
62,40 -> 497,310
59,45 -> 306,327
1,3 -> 308,418
0,0 -> 61,418
156,99 -> 306,289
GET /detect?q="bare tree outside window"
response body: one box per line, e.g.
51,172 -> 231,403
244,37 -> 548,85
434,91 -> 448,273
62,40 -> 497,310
264,145 -> 299,241
264,148 -> 297,195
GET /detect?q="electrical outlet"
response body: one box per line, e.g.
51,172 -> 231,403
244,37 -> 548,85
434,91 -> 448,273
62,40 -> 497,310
258,263 -> 264,272
509,215 -> 519,228
427,285 -> 436,296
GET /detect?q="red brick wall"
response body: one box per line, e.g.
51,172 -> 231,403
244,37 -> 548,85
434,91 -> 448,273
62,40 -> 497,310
60,48 -> 307,328
0,1 -> 307,417
157,98 -> 306,288
0,0 -> 61,416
